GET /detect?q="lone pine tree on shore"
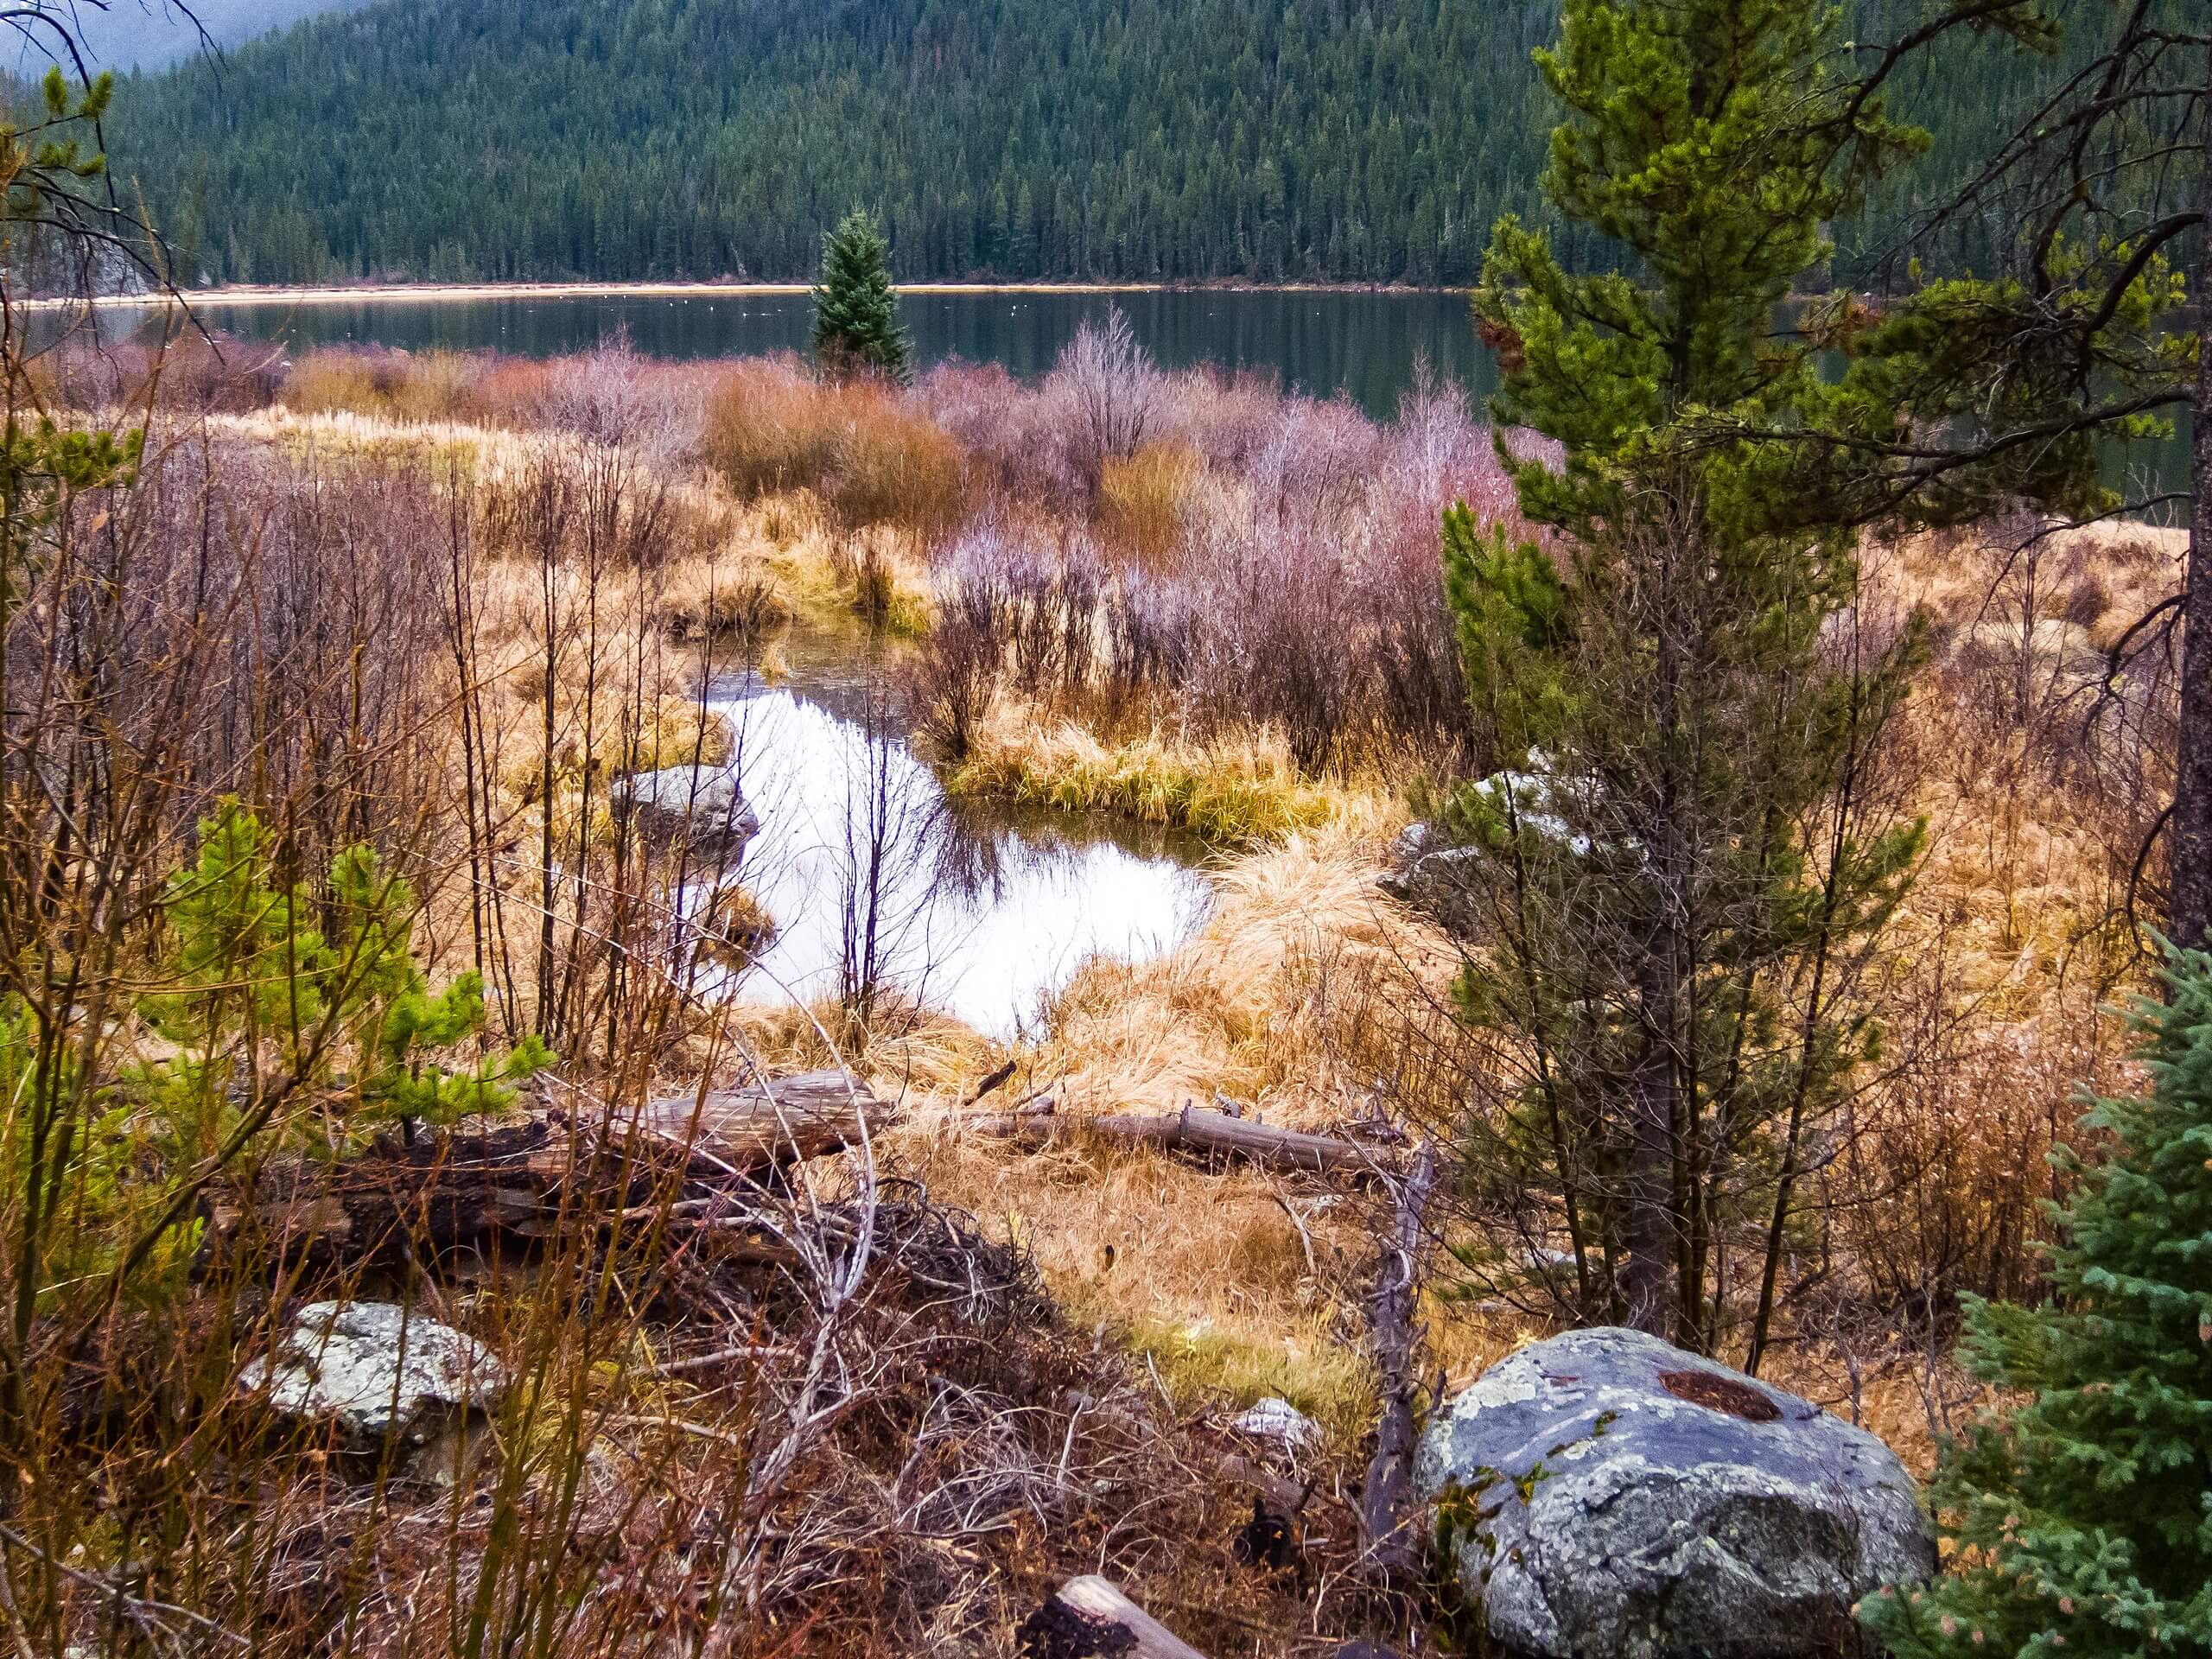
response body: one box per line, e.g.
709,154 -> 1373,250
811,209 -> 911,385
1860,950 -> 2212,1659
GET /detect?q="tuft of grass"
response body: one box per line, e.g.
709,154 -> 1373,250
1125,1313 -> 1377,1446
655,556 -> 793,643
942,700 -> 1356,844
1019,823 -> 1462,1131
283,346 -> 480,423
1097,439 -> 1205,564
701,362 -> 966,544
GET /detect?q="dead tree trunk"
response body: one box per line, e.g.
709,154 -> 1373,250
1359,1141 -> 1438,1581
213,1071 -> 879,1271
2170,50 -> 2212,953
964,1103 -> 1402,1179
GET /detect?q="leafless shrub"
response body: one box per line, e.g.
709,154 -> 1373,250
518,330 -> 707,465
909,363 -> 1519,774
1050,307 -> 1165,487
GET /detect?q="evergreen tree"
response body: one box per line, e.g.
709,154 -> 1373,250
140,800 -> 552,1152
1859,950 -> 2212,1659
1437,0 -> 2034,1351
810,209 -> 910,385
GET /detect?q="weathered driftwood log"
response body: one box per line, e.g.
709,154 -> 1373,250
965,1102 -> 1401,1179
212,1071 -> 879,1269
1018,1577 -> 1211,1659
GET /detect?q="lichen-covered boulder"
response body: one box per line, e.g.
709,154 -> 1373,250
1414,1327 -> 1931,1659
242,1301 -> 507,1452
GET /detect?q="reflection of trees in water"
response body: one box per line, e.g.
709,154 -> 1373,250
838,679 -> 948,1029
696,641 -> 1214,1032
929,795 -> 1206,909
930,797 -> 1010,906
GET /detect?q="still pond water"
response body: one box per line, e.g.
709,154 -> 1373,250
696,627 -> 1212,1041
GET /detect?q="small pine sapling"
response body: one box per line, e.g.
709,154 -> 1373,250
138,801 -> 550,1157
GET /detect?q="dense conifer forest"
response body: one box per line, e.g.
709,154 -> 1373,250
105,0 -> 2139,288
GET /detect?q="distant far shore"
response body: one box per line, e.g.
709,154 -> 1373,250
31,276 -> 1474,311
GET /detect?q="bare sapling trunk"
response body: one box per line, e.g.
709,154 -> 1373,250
1359,1141 -> 1438,1582
1624,598 -> 1688,1340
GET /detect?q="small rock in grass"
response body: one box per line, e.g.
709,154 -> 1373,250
242,1300 -> 507,1453
615,765 -> 760,861
1231,1395 -> 1319,1452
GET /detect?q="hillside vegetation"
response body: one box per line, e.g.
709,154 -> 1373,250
107,0 -> 2149,288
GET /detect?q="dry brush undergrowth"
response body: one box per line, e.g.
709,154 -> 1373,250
5,318 -> 2187,1656
4,328 -> 1471,1657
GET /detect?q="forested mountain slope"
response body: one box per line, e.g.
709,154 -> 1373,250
105,0 -> 2136,288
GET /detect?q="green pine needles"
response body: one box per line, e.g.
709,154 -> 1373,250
1439,0 -> 1946,1352
811,209 -> 911,385
1860,952 -> 2212,1659
0,801 -> 550,1309
140,799 -> 551,1151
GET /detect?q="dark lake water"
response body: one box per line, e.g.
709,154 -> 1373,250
174,288 -> 1494,420
95,285 -> 2190,500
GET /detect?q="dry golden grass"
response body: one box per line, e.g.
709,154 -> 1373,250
652,554 -> 794,643
861,824 -> 1471,1441
285,346 -> 482,423
1873,521 -> 2171,995
897,1127 -> 1380,1441
944,699 -> 1370,843
701,361 -> 966,543
1020,823 -> 1447,1128
1097,439 -> 1207,563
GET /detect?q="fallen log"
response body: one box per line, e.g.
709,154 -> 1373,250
1018,1577 -> 1211,1659
624,1068 -> 876,1168
965,1101 -> 1400,1179
210,1070 -> 880,1271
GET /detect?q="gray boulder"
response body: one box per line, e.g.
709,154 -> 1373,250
1414,1327 -> 1931,1659
616,765 -> 760,861
242,1301 -> 508,1452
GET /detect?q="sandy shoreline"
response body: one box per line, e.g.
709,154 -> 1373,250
28,277 -> 1469,312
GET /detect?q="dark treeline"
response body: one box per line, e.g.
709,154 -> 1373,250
105,0 -> 2167,289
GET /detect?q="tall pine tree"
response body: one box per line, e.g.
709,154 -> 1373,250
1859,950 -> 2212,1659
810,209 -> 911,385
1436,0 -> 2049,1352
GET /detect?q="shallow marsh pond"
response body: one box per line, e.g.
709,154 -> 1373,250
696,626 -> 1212,1040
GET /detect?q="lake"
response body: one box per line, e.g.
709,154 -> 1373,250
125,285 -> 2188,494
165,288 -> 1490,419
